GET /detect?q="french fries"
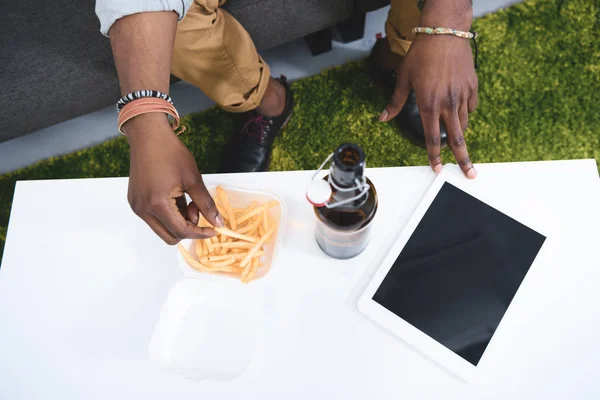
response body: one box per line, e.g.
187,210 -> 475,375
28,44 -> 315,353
178,186 -> 279,284
236,201 -> 279,225
214,227 -> 259,243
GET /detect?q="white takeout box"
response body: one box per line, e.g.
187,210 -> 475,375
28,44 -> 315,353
149,185 -> 287,381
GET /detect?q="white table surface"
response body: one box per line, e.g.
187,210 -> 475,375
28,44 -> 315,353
1,160 -> 599,400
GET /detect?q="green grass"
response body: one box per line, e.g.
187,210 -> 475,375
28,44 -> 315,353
0,0 -> 599,263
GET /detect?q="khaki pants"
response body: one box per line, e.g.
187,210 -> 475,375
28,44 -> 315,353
171,0 -> 421,113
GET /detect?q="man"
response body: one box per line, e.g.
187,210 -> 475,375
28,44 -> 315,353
96,0 -> 478,244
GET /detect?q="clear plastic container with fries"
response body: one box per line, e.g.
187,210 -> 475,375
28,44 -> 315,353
149,185 -> 285,381
177,185 -> 285,283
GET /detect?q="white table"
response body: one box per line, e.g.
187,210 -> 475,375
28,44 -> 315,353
1,160 -> 599,399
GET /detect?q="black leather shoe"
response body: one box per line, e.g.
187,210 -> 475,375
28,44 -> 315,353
219,76 -> 294,173
367,38 -> 448,149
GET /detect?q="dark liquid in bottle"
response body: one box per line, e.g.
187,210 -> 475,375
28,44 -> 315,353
313,144 -> 378,259
315,176 -> 378,232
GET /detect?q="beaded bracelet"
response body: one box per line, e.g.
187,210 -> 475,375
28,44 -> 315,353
412,27 -> 479,69
413,27 -> 477,40
116,90 -> 173,112
117,98 -> 185,136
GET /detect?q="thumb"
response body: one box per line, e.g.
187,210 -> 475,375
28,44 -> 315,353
380,71 -> 410,122
186,177 -> 225,228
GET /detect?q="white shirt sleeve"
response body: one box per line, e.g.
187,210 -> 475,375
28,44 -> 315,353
96,0 -> 194,36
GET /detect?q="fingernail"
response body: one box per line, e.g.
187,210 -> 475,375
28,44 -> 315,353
215,214 -> 225,227
467,168 -> 477,179
434,164 -> 443,174
379,109 -> 388,122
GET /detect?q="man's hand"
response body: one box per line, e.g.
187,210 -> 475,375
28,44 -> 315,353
126,114 -> 224,244
380,0 -> 478,179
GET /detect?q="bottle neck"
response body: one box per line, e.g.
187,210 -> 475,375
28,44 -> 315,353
330,165 -> 364,189
327,143 -> 368,207
329,167 -> 367,208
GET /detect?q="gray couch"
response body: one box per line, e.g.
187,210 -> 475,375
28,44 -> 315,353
0,0 -> 387,143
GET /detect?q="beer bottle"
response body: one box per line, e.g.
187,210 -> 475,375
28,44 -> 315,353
306,143 -> 378,259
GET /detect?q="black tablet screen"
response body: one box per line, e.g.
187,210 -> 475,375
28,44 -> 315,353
373,182 -> 546,366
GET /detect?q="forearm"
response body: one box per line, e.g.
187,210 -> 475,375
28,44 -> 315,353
109,12 -> 178,138
420,0 -> 473,31
109,12 -> 177,96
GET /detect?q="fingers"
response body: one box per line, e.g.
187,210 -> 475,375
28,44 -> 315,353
420,106 -> 443,174
142,214 -> 178,245
175,195 -> 187,216
443,111 -> 477,179
468,90 -> 478,113
185,201 -> 201,225
174,195 -> 201,226
185,177 -> 224,228
152,198 -> 217,241
468,77 -> 478,113
459,103 -> 469,133
131,194 -> 216,245
380,70 -> 410,122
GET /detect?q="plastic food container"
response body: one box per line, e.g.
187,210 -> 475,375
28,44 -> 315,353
176,185 -> 286,282
148,185 -> 286,381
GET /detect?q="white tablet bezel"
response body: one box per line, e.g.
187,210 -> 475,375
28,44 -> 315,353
357,167 -> 551,382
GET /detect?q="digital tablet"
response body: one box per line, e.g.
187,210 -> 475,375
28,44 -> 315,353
357,168 -> 548,382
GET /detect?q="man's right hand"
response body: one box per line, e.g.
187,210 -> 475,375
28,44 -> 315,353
124,114 -> 224,245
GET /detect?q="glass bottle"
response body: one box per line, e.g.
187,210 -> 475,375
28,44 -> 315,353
311,143 -> 378,259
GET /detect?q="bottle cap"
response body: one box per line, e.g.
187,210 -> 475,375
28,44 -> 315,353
306,179 -> 332,207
